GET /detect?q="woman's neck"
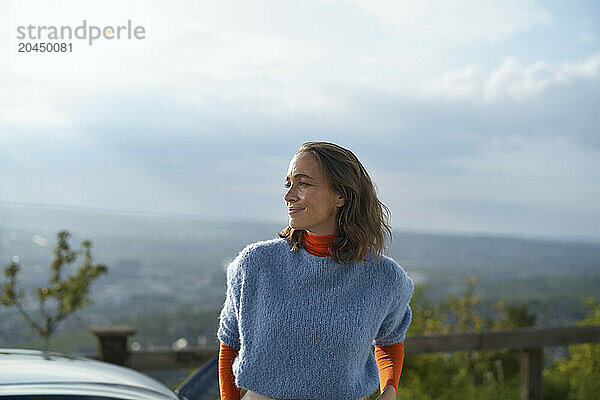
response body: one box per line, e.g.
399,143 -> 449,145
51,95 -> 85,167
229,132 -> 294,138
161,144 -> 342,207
303,230 -> 336,257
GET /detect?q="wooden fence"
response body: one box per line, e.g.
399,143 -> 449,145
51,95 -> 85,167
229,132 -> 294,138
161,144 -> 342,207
89,324 -> 600,400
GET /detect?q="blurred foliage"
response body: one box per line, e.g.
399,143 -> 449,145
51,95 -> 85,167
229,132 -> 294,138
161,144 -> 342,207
393,278 -> 599,400
394,277 -> 531,400
543,299 -> 600,400
1,230 -> 107,351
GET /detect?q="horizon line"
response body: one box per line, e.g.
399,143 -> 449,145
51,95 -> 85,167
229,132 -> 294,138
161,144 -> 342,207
1,200 -> 599,245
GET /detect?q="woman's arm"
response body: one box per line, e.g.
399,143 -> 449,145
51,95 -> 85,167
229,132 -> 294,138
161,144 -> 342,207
219,342 -> 242,400
374,341 -> 405,399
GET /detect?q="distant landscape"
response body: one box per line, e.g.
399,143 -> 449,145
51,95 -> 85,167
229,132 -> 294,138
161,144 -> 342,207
1,203 -> 599,357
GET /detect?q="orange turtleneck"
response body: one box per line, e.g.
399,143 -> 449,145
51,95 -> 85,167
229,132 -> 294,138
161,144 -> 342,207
303,230 -> 336,257
218,231 -> 406,399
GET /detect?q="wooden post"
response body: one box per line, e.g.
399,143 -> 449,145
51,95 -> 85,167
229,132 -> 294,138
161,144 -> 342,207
520,347 -> 543,400
90,326 -> 136,366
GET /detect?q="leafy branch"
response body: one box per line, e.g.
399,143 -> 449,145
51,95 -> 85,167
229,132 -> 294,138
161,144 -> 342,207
1,230 -> 108,351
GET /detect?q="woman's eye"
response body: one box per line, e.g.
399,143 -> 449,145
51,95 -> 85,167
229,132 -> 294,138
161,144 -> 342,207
284,182 -> 310,189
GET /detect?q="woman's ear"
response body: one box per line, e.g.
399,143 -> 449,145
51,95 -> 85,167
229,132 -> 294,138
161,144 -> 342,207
336,195 -> 346,208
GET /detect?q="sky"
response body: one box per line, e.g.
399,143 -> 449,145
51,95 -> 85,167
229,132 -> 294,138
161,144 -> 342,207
1,0 -> 599,241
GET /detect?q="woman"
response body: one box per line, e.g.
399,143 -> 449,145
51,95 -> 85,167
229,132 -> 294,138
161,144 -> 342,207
218,142 -> 414,400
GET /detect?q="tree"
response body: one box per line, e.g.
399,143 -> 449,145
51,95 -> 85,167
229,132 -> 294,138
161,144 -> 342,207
1,230 -> 108,351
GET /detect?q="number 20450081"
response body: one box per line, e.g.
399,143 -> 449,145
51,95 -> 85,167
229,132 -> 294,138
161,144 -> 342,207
18,42 -> 72,52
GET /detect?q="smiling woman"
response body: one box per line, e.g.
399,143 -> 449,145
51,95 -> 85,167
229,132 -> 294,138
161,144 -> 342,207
217,141 -> 414,400
283,151 -> 346,236
280,141 -> 393,264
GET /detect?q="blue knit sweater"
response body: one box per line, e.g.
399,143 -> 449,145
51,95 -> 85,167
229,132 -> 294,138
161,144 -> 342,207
217,238 -> 414,400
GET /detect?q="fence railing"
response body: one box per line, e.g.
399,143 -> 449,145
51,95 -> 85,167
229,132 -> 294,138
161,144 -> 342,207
89,324 -> 600,400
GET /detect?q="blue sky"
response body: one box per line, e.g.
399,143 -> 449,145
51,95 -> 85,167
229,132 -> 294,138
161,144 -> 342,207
1,0 -> 599,240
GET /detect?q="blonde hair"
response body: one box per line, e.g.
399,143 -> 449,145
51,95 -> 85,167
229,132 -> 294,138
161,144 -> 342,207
279,141 -> 393,264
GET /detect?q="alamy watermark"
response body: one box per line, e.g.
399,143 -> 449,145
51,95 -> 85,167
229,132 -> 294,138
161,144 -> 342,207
16,19 -> 146,52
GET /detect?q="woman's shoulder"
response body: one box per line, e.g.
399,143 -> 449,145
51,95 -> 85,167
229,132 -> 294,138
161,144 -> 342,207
227,238 -> 290,277
367,253 -> 414,291
240,237 -> 289,255
233,237 -> 290,264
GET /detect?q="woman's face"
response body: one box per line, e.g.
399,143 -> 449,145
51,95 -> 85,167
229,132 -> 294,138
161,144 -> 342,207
284,152 -> 345,236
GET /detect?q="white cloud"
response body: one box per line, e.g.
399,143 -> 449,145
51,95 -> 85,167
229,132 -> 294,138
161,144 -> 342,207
0,74 -> 70,129
425,53 -> 600,101
2,0 -> 336,122
422,64 -> 485,100
328,0 -> 550,43
0,0 -> 558,126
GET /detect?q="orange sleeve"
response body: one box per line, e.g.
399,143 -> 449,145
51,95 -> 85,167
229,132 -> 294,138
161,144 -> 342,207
374,341 -> 405,393
219,342 -> 242,400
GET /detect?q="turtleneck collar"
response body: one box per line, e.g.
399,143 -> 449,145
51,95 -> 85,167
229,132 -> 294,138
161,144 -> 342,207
303,230 -> 336,257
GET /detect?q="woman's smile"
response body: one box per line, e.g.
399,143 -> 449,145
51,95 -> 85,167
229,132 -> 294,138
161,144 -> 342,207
288,207 -> 305,215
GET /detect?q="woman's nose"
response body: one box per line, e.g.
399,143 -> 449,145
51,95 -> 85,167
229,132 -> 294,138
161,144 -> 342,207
284,186 -> 298,202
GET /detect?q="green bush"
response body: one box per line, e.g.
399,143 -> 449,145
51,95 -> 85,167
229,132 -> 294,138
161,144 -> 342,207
543,299 -> 600,400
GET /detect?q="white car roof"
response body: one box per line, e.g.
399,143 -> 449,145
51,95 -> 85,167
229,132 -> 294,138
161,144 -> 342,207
0,349 -> 178,400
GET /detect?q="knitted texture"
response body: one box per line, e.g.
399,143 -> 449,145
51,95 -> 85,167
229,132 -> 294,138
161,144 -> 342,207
217,238 -> 414,400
